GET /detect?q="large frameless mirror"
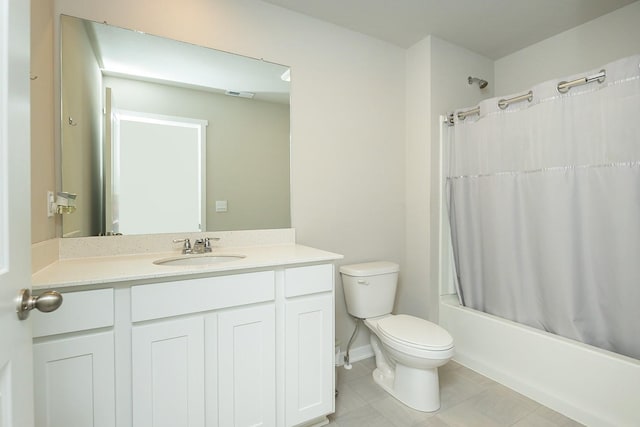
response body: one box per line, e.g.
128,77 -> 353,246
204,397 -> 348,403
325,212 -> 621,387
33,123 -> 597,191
60,15 -> 291,237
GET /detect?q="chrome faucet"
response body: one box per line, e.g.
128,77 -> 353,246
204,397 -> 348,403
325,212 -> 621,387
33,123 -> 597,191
193,237 -> 220,253
193,238 -> 209,254
174,237 -> 220,254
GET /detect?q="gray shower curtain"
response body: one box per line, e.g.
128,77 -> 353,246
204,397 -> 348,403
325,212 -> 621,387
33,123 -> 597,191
446,55 -> 640,360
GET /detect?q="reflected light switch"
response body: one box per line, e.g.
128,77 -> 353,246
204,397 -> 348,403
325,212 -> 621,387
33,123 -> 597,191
215,200 -> 228,213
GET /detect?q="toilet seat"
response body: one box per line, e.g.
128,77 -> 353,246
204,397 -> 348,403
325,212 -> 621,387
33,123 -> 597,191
376,314 -> 453,352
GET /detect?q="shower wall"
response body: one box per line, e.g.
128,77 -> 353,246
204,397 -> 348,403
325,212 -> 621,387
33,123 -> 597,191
404,35 -> 493,325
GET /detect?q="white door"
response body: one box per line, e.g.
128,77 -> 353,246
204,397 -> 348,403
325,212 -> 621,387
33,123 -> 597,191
0,0 -> 34,426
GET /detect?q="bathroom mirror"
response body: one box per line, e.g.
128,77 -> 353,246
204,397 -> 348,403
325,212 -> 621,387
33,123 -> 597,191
60,15 -> 291,237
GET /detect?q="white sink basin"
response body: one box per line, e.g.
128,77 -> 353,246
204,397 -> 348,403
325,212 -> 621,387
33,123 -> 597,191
153,254 -> 246,266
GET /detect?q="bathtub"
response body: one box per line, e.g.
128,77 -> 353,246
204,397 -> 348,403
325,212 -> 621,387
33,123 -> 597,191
439,294 -> 640,427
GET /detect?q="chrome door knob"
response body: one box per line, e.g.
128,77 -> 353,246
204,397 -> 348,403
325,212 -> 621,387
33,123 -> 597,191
16,289 -> 63,320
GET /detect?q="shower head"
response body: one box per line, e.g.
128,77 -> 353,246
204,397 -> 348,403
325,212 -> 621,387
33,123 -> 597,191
468,76 -> 488,89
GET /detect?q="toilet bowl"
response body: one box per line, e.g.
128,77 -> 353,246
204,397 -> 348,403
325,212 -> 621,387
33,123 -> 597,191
340,262 -> 454,412
365,314 -> 454,411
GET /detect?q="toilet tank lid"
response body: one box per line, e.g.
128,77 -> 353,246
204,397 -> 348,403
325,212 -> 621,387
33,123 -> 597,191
339,261 -> 399,276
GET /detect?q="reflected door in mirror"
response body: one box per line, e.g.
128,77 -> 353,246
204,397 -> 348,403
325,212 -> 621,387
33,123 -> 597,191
112,110 -> 207,234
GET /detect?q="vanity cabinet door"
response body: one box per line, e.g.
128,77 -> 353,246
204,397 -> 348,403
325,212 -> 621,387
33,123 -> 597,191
33,332 -> 115,427
218,304 -> 276,427
284,294 -> 334,427
132,316 -> 205,427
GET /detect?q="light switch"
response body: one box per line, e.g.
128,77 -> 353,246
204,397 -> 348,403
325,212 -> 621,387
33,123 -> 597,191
215,200 -> 228,213
47,191 -> 55,217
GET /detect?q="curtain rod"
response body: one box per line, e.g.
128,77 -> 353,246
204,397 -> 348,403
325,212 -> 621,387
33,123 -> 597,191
498,90 -> 533,110
557,69 -> 606,93
445,69 -> 607,126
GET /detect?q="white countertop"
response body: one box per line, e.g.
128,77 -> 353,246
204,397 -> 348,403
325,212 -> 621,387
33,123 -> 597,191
32,244 -> 343,290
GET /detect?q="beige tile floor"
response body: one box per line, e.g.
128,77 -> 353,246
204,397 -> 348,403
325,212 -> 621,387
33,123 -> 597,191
328,358 -> 584,427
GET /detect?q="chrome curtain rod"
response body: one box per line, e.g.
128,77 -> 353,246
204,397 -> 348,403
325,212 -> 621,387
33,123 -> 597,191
557,69 -> 606,93
498,90 -> 533,110
445,106 -> 482,125
446,69 -> 608,126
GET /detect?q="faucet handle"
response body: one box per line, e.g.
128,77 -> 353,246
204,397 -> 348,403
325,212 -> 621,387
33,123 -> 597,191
203,237 -> 220,252
172,238 -> 192,253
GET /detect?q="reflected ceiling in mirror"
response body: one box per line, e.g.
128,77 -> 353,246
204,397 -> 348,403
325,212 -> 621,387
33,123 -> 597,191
60,15 -> 291,237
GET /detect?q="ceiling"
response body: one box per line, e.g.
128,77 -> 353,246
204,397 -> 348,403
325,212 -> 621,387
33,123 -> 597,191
260,0 -> 637,59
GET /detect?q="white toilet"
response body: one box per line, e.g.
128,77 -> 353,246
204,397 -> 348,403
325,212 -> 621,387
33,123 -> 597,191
340,261 -> 454,412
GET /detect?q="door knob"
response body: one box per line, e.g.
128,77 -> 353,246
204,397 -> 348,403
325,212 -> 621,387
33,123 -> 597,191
16,289 -> 63,320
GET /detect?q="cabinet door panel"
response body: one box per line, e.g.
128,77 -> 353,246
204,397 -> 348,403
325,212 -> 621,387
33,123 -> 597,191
285,294 -> 334,426
34,332 -> 115,427
218,305 -> 275,427
132,317 -> 205,427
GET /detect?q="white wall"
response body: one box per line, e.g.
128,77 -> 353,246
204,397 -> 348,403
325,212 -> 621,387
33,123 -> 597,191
404,35 -> 493,323
52,0 -> 406,350
495,1 -> 640,95
402,37 -> 431,321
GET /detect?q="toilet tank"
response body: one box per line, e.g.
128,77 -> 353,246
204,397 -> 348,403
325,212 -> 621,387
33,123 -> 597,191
339,261 -> 399,319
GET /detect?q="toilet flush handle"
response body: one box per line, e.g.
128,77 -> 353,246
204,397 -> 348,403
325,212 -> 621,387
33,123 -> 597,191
357,279 -> 369,285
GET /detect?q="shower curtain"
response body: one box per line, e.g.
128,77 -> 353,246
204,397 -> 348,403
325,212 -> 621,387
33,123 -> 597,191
446,54 -> 640,360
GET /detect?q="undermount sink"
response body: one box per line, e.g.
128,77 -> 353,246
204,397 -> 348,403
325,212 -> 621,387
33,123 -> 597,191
153,254 -> 246,266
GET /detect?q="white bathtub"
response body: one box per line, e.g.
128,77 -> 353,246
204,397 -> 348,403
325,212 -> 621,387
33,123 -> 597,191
439,295 -> 640,426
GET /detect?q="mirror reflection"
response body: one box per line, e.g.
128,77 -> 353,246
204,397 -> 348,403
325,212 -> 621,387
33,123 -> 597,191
60,15 -> 291,237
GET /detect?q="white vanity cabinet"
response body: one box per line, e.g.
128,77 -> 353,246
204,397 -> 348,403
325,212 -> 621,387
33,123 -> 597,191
32,288 -> 116,427
130,305 -> 277,427
283,264 -> 335,427
130,271 -> 276,427
32,262 -> 335,427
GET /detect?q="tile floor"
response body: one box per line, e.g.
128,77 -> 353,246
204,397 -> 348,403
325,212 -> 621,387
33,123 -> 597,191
328,358 -> 584,427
